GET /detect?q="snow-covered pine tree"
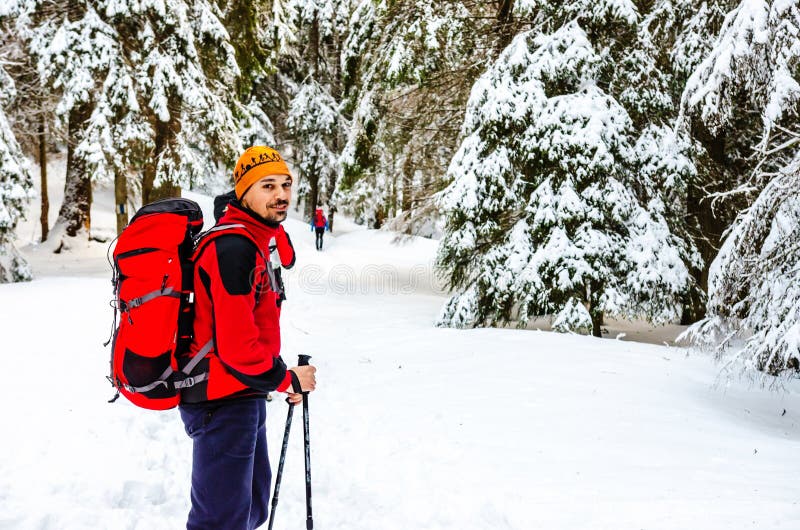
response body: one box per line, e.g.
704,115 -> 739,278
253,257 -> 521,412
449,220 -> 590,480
337,0 -> 389,225
287,79 -> 339,218
662,0 -> 759,321
10,0 -> 244,244
611,1 -> 711,322
275,0 -> 352,218
0,18 -> 61,242
681,0 -> 799,145
511,1 -> 722,326
209,1 -> 279,167
269,0 -> 300,64
11,1 -> 116,242
112,0 -> 242,199
679,0 -> 800,376
685,149 -> 800,377
669,0 -> 737,80
0,62 -> 34,282
338,0 -> 487,231
238,100 -> 276,149
436,16 -> 692,336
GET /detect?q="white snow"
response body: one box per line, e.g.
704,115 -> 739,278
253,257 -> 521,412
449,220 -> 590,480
3,167 -> 800,529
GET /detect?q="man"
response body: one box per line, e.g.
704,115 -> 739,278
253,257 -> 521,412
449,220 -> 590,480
310,207 -> 328,250
178,145 -> 317,530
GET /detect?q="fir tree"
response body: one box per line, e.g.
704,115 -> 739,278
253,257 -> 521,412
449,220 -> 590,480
287,79 -> 339,218
436,18 -> 692,335
338,0 -> 487,231
8,0 -> 245,244
683,149 -> 800,377
680,0 -> 800,377
0,63 -> 34,282
0,13 -> 61,242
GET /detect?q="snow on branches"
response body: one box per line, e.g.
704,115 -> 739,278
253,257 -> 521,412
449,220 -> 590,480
287,80 -> 339,213
13,0 -> 243,194
436,21 -> 693,335
682,0 -> 800,140
679,1 -> 800,378
0,64 -> 33,282
682,149 -> 800,377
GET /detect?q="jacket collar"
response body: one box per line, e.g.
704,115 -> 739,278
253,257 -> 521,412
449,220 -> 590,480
217,199 -> 280,248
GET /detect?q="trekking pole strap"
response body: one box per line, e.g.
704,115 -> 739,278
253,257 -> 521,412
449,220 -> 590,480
289,370 -> 303,394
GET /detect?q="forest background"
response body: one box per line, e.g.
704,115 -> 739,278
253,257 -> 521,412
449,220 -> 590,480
1,0 -> 799,381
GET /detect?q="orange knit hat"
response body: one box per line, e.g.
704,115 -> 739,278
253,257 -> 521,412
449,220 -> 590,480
233,146 -> 291,199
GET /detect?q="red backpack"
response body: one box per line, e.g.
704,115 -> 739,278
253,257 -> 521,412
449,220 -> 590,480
314,209 -> 325,227
106,198 -> 260,410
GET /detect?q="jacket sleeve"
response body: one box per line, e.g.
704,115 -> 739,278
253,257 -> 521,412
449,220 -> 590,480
200,235 -> 292,393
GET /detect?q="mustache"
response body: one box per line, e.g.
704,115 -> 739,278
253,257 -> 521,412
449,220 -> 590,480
271,200 -> 289,208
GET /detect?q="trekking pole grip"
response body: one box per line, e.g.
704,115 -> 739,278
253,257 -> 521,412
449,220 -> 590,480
298,354 -> 312,366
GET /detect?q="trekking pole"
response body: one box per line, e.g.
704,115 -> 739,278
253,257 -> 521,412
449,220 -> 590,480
267,384 -> 296,530
297,354 -> 314,530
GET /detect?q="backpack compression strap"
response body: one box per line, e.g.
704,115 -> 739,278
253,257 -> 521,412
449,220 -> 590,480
120,286 -> 182,313
121,339 -> 215,394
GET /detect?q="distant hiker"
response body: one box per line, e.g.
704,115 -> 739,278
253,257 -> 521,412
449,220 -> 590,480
310,207 -> 328,250
179,146 -> 317,530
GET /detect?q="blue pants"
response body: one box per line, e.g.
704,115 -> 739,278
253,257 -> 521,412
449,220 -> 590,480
179,399 -> 271,530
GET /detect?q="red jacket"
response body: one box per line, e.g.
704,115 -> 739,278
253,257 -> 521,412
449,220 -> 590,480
180,201 -> 294,402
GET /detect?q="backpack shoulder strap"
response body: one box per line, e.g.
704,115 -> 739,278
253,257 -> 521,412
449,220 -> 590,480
192,224 -> 275,305
193,223 -> 266,263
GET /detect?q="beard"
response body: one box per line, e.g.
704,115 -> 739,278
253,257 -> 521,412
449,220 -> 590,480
262,200 -> 289,223
266,209 -> 288,223
241,196 -> 290,224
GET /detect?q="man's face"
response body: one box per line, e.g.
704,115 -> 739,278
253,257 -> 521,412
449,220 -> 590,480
241,174 -> 292,223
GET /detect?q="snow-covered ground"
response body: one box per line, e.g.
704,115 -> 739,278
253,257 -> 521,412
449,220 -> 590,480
2,163 -> 800,529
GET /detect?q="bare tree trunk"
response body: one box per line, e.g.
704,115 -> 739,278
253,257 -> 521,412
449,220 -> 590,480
683,121 -> 733,323
56,103 -> 92,239
114,170 -> 128,234
303,12 -> 321,220
401,155 -> 413,213
305,164 -> 320,221
591,310 -> 604,338
142,157 -> 155,206
495,0 -> 516,52
588,281 -> 604,338
309,14 -> 320,75
151,181 -> 182,202
389,162 -> 398,219
38,117 -> 49,242
141,119 -> 175,204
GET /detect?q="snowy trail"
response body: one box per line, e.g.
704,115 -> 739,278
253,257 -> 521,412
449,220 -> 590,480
1,270 -> 799,529
2,189 -> 800,529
